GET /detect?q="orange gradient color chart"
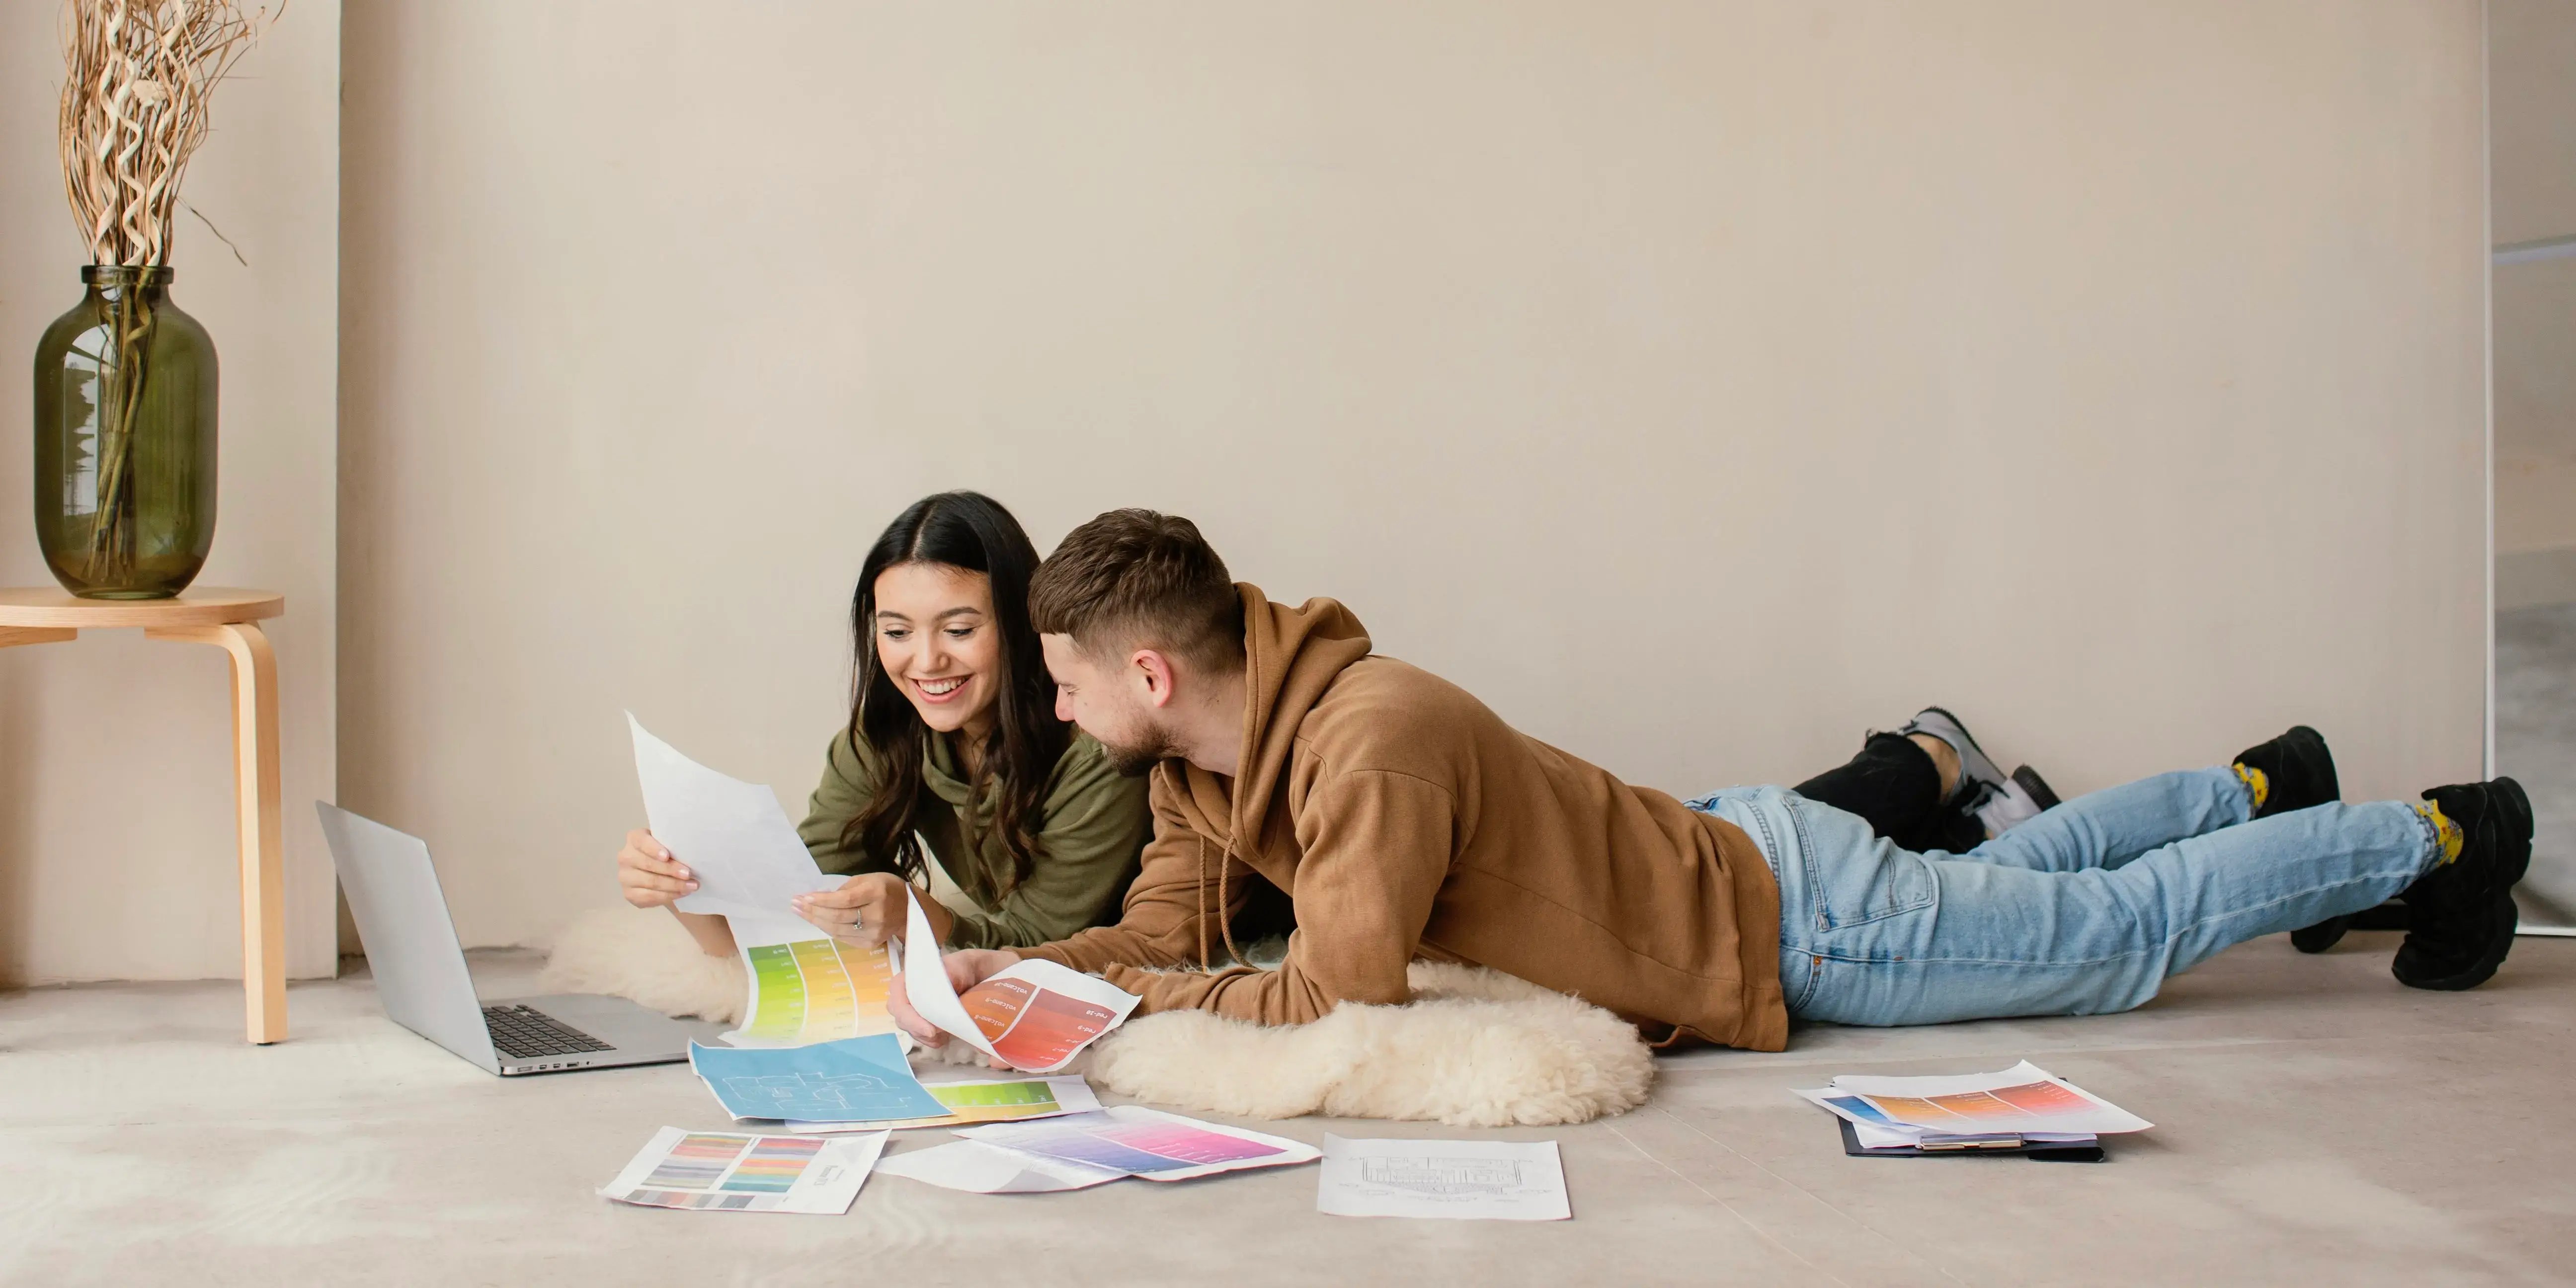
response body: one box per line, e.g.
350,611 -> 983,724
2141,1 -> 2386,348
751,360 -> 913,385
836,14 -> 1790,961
1870,1080 -> 2092,1123
962,977 -> 1119,1071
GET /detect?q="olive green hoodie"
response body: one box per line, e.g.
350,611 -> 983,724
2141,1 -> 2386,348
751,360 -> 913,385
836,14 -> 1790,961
1021,584 -> 1788,1051
797,727 -> 1150,952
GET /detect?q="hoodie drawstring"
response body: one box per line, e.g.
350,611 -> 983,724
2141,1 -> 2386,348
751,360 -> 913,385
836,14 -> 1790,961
1193,831 -> 1249,972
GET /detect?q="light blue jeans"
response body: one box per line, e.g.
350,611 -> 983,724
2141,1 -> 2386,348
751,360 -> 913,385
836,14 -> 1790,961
1687,769 -> 2438,1026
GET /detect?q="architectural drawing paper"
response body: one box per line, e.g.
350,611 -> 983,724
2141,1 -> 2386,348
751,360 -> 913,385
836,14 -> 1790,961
1316,1136 -> 1571,1221
690,1035 -> 947,1124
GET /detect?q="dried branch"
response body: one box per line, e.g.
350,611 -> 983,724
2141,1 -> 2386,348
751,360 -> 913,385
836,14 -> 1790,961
58,0 -> 283,267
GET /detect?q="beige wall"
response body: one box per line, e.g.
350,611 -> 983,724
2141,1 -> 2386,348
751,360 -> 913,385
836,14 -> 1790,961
339,0 -> 2491,951
0,3 -> 341,983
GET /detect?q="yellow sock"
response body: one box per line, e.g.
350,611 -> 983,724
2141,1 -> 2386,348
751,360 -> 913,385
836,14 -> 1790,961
2234,763 -> 2270,812
2416,802 -> 2464,865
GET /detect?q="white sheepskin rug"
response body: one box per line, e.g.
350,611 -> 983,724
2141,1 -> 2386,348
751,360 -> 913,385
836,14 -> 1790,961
537,908 -> 1655,1127
537,906 -> 744,1024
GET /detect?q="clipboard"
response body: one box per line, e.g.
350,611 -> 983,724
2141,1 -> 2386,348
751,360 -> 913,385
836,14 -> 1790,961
1839,1118 -> 2107,1163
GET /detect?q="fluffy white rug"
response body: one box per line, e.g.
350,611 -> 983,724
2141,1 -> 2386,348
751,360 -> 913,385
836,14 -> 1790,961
537,907 -> 744,1023
537,908 -> 1655,1127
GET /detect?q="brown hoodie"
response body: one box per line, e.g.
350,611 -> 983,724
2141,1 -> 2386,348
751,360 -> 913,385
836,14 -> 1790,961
1021,585 -> 1788,1051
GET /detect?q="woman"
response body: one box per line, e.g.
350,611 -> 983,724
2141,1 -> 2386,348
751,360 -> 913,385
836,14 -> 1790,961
615,491 -> 1151,955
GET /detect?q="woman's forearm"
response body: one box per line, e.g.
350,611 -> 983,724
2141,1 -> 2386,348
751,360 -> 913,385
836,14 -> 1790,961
668,907 -> 736,958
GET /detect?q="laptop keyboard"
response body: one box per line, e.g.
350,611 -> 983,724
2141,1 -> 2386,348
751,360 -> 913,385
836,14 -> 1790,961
482,1004 -> 615,1060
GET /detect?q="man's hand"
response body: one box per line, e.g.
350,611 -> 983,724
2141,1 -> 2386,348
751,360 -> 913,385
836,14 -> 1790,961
794,873 -> 954,947
887,947 -> 1022,1057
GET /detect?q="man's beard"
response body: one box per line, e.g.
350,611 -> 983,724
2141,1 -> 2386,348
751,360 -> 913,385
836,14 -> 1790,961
1097,723 -> 1185,778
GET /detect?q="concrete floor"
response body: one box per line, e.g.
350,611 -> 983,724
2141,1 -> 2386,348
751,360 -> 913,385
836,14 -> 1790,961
4,936 -> 2575,1287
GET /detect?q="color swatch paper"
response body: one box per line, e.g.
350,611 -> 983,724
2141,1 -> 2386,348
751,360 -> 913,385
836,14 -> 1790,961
600,1127 -> 887,1214
958,1106 -> 1320,1183
727,911 -> 901,1048
788,1075 -> 1101,1132
1794,1061 -> 2153,1137
901,890 -> 1140,1072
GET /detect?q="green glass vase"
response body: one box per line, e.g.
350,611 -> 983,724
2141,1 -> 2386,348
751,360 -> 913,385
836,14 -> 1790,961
31,265 -> 218,599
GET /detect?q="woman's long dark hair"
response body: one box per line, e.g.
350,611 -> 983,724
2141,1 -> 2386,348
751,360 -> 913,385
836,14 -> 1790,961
840,491 -> 1069,892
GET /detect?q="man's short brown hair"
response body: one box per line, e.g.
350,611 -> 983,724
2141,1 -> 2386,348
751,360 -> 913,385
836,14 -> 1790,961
1030,509 -> 1244,672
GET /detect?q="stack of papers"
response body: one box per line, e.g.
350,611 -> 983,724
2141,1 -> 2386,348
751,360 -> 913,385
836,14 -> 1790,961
1794,1061 -> 2152,1152
874,1107 -> 1321,1194
600,1127 -> 888,1214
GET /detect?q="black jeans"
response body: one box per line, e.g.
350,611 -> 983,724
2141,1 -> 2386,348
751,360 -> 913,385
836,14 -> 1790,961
1792,732 -> 1984,854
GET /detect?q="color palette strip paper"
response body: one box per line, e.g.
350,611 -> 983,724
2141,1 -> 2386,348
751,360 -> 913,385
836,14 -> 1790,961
600,1127 -> 887,1214
901,891 -> 1140,1072
726,911 -> 902,1048
788,1075 -> 1101,1132
691,1034 -> 947,1124
1793,1061 -> 2153,1137
957,1106 -> 1321,1183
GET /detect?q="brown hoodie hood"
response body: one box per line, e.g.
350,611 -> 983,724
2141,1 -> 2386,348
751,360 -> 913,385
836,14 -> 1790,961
1024,583 -> 1788,1051
1211,588 -> 1371,861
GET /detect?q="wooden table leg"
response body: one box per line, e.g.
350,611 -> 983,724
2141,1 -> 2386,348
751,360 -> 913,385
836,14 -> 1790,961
148,621 -> 288,1044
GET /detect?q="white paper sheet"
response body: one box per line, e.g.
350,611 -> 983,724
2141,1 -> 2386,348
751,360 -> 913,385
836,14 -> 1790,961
901,891 -> 1141,1072
1315,1136 -> 1571,1221
957,1107 -> 1320,1183
628,714 -> 841,923
598,1127 -> 888,1214
872,1140 -> 1126,1194
1794,1061 -> 2153,1137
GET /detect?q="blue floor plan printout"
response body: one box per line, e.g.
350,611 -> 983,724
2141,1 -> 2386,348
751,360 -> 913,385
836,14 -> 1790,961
690,1034 -> 946,1123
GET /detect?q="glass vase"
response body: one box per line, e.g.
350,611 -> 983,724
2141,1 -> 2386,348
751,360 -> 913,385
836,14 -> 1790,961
30,265 -> 219,599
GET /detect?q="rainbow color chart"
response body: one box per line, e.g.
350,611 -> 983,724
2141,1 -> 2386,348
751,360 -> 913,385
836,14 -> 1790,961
601,1128 -> 883,1214
1863,1079 -> 2092,1125
973,1112 -> 1284,1174
736,935 -> 898,1046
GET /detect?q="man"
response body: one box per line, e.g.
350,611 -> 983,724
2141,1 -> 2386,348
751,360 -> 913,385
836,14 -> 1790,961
892,510 -> 2532,1050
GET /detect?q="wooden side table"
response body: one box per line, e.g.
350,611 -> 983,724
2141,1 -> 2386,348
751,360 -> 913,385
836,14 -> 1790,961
0,587 -> 288,1044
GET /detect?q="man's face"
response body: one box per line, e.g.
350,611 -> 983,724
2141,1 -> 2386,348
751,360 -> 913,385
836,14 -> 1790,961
1042,632 -> 1179,777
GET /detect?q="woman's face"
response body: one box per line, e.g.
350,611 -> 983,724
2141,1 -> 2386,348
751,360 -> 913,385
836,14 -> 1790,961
873,562 -> 1005,739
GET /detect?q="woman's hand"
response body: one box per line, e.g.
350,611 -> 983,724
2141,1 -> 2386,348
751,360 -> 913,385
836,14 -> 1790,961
795,873 -> 955,947
617,828 -> 698,908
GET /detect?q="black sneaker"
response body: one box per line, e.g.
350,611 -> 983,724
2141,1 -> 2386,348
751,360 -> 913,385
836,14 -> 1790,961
2392,778 -> 2534,991
2291,898 -> 2410,953
2234,725 -> 2339,817
1898,707 -> 2009,805
2233,726 -> 2352,952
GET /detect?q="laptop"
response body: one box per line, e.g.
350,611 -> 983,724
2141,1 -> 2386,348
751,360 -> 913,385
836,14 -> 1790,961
318,802 -> 721,1075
